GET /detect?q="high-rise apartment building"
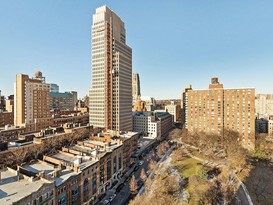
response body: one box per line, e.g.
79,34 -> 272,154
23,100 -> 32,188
132,73 -> 141,104
15,71 -> 53,132
255,94 -> 273,115
185,77 -> 255,150
89,6 -> 132,131
181,84 -> 192,127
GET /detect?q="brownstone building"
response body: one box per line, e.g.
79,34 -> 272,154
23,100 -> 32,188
185,77 -> 255,150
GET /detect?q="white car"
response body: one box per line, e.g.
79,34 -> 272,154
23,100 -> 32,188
109,194 -> 116,202
138,160 -> 144,166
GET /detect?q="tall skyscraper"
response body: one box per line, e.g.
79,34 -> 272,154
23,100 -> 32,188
185,77 -> 255,150
15,71 -> 52,132
89,6 -> 132,131
132,73 -> 141,104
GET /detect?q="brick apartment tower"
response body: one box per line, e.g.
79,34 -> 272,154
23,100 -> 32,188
185,77 -> 255,150
89,6 -> 132,131
15,71 -> 52,132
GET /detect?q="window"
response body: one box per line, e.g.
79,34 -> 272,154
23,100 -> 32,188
107,160 -> 111,180
92,173 -> 97,194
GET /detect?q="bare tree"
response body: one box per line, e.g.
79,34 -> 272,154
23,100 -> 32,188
148,159 -> 157,172
203,181 -> 221,205
157,144 -> 165,158
140,168 -> 147,182
130,175 -> 138,195
165,176 -> 180,195
31,143 -> 44,159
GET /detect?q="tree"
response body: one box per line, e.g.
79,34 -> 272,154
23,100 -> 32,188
157,144 -> 165,158
148,159 -> 156,172
165,176 -> 180,195
130,175 -> 138,195
169,129 -> 182,141
140,168 -> 147,182
203,180 -> 221,205
31,143 -> 44,159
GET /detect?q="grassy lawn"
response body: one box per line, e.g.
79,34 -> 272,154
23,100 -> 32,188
172,156 -> 210,204
173,156 -> 203,177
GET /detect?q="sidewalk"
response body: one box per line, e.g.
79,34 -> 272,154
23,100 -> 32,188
138,145 -> 175,196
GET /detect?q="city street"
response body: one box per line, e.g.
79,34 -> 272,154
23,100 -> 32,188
110,151 -> 154,205
100,139 -> 163,205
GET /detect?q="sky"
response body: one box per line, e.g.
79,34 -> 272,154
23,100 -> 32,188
1,0 -> 273,99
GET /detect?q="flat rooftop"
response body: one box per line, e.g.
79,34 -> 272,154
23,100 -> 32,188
0,169 -> 51,204
22,161 -> 77,187
51,151 -> 98,172
119,131 -> 139,138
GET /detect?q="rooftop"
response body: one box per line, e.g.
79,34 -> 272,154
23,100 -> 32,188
22,161 -> 77,187
0,168 -> 52,204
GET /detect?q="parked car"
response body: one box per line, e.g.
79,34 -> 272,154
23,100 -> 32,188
116,183 -> 125,192
138,160 -> 144,166
125,176 -> 131,182
129,162 -> 135,168
109,194 -> 116,202
134,166 -> 140,171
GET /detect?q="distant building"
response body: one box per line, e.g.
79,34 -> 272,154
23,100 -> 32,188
50,92 -> 74,111
133,111 -> 172,139
133,100 -> 146,112
255,118 -> 268,133
155,111 -> 173,138
50,83 -> 59,93
15,71 -> 53,132
0,111 -> 13,127
75,100 -> 89,113
141,96 -> 156,111
181,84 -> 192,127
185,77 -> 255,150
0,90 -> 5,111
49,82 -> 78,111
165,101 -> 181,123
0,95 -> 14,127
132,73 -> 141,104
89,5 -> 132,131
5,98 -> 14,113
255,94 -> 273,115
53,113 -> 89,127
0,125 -> 24,142
70,91 -> 78,108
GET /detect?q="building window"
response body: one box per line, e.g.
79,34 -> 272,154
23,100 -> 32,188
100,165 -> 104,185
83,178 -> 89,198
113,156 -> 117,173
118,155 -> 122,170
107,160 -> 111,181
92,173 -> 97,194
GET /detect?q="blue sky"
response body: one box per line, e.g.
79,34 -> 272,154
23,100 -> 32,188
1,0 -> 273,99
